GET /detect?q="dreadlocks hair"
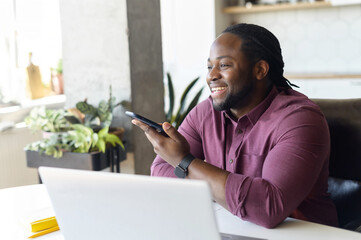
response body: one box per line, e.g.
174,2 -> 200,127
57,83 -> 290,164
223,23 -> 298,90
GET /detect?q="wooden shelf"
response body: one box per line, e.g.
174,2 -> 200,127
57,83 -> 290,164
285,73 -> 361,79
223,1 -> 335,14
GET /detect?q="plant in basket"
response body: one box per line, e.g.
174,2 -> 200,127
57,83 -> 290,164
24,86 -> 125,158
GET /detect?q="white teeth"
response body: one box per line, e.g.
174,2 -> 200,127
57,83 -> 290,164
211,87 -> 227,92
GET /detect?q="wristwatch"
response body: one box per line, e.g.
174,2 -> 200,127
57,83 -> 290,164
174,154 -> 195,178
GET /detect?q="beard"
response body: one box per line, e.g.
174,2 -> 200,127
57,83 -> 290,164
212,81 -> 254,112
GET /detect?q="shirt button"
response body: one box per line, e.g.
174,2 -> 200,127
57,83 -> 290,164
237,129 -> 243,134
229,159 -> 233,164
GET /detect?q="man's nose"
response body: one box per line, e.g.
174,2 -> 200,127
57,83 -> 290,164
207,67 -> 221,81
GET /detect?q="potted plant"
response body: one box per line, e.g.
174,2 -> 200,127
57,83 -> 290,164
25,124 -> 123,158
24,87 -> 126,172
24,106 -> 71,139
67,86 -> 125,139
51,58 -> 64,94
165,72 -> 204,129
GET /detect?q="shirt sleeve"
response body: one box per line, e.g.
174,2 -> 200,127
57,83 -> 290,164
225,106 -> 330,228
151,107 -> 204,177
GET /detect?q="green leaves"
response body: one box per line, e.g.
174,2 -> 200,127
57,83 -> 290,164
76,101 -> 97,116
175,86 -> 204,129
25,124 -> 124,158
106,134 -> 123,148
97,100 -> 112,128
24,133 -> 69,158
165,73 -> 204,128
94,126 -> 124,153
25,106 -> 71,133
24,85 -> 125,158
56,58 -> 63,74
76,100 -> 98,127
166,73 -> 174,123
65,124 -> 94,153
75,85 -> 121,128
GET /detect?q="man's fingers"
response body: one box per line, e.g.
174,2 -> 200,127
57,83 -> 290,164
132,119 -> 184,145
162,122 -> 185,143
132,119 -> 156,135
132,119 -> 168,154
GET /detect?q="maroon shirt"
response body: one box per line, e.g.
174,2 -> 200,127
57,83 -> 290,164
151,87 -> 338,228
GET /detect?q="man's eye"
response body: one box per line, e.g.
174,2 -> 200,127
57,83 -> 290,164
220,64 -> 229,68
207,66 -> 212,70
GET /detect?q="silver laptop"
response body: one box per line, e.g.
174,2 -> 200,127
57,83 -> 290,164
39,167 -> 263,240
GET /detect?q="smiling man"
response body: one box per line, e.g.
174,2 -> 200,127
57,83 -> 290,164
132,23 -> 338,228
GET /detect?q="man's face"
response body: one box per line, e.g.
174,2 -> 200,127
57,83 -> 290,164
207,33 -> 255,112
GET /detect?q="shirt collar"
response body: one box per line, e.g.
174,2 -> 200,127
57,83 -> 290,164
222,86 -> 279,126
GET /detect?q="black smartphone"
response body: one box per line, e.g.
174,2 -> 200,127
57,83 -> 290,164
125,111 -> 169,137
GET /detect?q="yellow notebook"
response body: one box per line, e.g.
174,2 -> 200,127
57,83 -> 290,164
21,215 -> 60,238
19,207 -> 59,238
30,216 -> 58,232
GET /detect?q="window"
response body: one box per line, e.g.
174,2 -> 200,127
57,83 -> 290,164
0,0 -> 62,104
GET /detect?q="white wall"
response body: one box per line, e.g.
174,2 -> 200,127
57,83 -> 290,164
233,5 -> 361,99
161,0 -> 216,110
161,2 -> 361,103
59,0 -> 131,110
58,0 -> 133,138
234,5 -> 361,74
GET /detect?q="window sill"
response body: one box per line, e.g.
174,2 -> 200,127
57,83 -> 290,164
0,95 -> 65,124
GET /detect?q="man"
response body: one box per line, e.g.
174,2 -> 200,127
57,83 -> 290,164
132,23 -> 338,228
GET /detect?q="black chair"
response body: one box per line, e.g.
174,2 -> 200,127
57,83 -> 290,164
313,98 -> 361,232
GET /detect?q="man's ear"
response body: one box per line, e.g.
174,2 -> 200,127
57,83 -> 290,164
253,60 -> 269,80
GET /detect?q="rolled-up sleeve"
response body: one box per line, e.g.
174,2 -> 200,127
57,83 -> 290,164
151,155 -> 176,177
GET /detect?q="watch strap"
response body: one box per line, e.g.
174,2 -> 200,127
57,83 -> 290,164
174,154 -> 195,178
179,154 -> 195,170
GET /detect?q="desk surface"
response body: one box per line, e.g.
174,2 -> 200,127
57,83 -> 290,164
1,184 -> 360,240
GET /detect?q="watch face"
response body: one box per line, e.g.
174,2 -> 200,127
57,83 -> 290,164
174,166 -> 186,178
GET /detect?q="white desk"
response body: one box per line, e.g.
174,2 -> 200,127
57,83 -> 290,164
1,184 -> 360,240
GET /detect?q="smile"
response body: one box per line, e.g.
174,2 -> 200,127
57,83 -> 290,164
211,87 -> 227,93
211,87 -> 227,97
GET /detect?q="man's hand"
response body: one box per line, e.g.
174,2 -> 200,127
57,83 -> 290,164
131,119 -> 190,167
133,119 -> 230,210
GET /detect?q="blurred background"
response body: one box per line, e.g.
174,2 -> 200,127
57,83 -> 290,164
0,0 -> 360,189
